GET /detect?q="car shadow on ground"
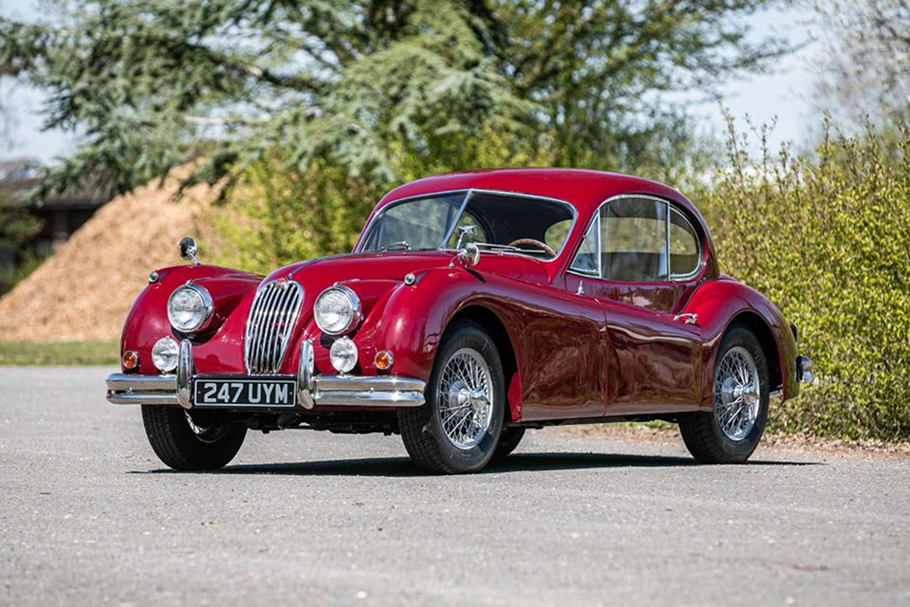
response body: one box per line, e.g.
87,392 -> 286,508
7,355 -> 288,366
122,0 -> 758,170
137,451 -> 820,477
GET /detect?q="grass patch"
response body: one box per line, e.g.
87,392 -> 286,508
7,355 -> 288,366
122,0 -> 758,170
0,341 -> 119,366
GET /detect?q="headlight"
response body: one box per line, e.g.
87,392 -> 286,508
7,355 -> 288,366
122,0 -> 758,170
314,285 -> 362,335
152,337 -> 179,373
167,284 -> 214,333
329,337 -> 358,373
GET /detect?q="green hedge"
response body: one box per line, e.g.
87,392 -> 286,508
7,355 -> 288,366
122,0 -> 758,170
704,122 -> 910,441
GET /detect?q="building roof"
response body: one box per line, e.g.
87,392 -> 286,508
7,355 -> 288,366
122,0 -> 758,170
0,170 -> 113,211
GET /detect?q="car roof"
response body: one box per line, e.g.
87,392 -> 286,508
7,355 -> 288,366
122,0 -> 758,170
378,168 -> 701,220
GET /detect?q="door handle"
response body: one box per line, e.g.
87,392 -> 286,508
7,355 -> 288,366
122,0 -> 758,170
674,313 -> 698,326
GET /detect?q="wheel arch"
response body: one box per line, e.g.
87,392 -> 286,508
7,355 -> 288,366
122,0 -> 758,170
447,305 -> 522,422
725,311 -> 783,395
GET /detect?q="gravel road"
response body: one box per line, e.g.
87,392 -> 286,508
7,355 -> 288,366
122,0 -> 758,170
1,366 -> 908,606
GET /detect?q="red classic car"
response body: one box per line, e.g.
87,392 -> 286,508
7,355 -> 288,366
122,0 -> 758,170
106,169 -> 812,473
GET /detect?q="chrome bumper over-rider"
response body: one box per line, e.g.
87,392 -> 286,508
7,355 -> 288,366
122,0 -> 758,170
106,340 -> 426,409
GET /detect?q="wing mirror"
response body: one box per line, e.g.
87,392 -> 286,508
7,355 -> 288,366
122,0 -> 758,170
450,225 -> 479,268
456,242 -> 480,267
178,236 -> 199,265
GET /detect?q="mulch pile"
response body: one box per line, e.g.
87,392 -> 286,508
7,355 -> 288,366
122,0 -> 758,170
0,166 -> 220,342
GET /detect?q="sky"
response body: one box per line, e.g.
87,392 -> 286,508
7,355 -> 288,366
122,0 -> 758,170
0,1 -> 821,165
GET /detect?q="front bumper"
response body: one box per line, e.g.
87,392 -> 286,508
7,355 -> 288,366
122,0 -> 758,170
106,339 -> 426,409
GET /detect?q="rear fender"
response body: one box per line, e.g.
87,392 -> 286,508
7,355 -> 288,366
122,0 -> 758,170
684,277 -> 798,405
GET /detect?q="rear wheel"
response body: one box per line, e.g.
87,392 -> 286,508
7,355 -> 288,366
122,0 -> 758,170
142,406 -> 247,471
398,321 -> 505,474
679,326 -> 769,464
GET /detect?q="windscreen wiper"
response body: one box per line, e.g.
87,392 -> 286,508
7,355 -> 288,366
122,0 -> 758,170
378,241 -> 410,252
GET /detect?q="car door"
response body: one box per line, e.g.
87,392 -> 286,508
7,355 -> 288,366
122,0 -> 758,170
564,195 -> 704,416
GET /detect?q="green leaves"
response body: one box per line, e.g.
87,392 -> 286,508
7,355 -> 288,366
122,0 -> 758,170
1,0 -> 787,196
708,119 -> 910,442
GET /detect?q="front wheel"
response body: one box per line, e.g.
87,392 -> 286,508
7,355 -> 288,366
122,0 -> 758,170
679,326 -> 770,464
142,406 -> 247,471
494,427 -> 526,459
398,321 -> 505,474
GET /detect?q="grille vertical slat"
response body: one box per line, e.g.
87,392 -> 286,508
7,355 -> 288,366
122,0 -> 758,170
249,286 -> 275,371
260,284 -> 287,371
254,286 -> 280,371
244,280 -> 303,374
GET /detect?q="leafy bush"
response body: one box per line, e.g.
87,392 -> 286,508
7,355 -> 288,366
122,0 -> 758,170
705,119 -> 910,441
0,207 -> 46,295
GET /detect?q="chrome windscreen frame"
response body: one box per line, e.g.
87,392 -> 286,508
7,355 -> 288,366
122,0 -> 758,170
356,188 -> 579,264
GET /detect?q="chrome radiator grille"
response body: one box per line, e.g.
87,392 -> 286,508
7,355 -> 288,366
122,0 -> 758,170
244,280 -> 304,374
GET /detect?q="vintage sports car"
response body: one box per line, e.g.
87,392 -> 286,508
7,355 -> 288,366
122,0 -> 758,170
106,169 -> 813,474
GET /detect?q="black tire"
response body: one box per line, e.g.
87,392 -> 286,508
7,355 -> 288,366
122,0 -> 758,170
398,320 -> 506,474
141,406 -> 247,471
679,325 -> 770,464
493,427 -> 526,459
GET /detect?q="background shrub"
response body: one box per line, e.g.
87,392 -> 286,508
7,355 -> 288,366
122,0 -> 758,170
705,120 -> 910,441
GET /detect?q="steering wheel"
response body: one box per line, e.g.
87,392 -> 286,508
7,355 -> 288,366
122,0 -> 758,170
508,238 -> 557,258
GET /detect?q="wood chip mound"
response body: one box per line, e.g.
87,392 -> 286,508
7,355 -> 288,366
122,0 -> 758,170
0,166 -> 220,342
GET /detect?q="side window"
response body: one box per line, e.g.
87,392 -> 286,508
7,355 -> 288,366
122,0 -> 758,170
569,214 -> 600,275
669,208 -> 700,279
602,198 -> 668,282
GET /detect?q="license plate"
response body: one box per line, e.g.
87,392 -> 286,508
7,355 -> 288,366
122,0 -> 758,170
193,377 -> 297,408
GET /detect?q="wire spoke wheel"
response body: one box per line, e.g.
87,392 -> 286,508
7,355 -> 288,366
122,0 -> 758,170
438,347 -> 494,450
713,346 -> 761,442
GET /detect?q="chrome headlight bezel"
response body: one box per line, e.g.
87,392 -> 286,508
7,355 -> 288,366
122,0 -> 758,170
167,283 -> 214,334
314,285 -> 362,336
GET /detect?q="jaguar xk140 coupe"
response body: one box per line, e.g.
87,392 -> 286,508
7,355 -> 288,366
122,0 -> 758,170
107,169 -> 813,473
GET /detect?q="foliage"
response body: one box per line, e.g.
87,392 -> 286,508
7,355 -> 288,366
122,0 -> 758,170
206,158 -> 387,275
206,123 -> 554,271
0,206 -> 46,294
0,0 -> 788,197
0,341 -> 119,366
705,117 -> 910,441
812,0 -> 910,126
0,249 -> 49,295
0,206 -> 43,245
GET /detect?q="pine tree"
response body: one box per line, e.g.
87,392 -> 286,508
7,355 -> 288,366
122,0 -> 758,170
0,0 -> 790,195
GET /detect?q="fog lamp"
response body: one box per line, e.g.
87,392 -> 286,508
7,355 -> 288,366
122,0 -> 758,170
151,337 -> 179,373
329,337 -> 358,374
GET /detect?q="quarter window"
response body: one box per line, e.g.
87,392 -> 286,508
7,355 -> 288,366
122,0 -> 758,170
569,214 -> 600,275
669,208 -> 700,278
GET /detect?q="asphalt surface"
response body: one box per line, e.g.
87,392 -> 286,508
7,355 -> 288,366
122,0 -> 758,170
1,366 -> 909,606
